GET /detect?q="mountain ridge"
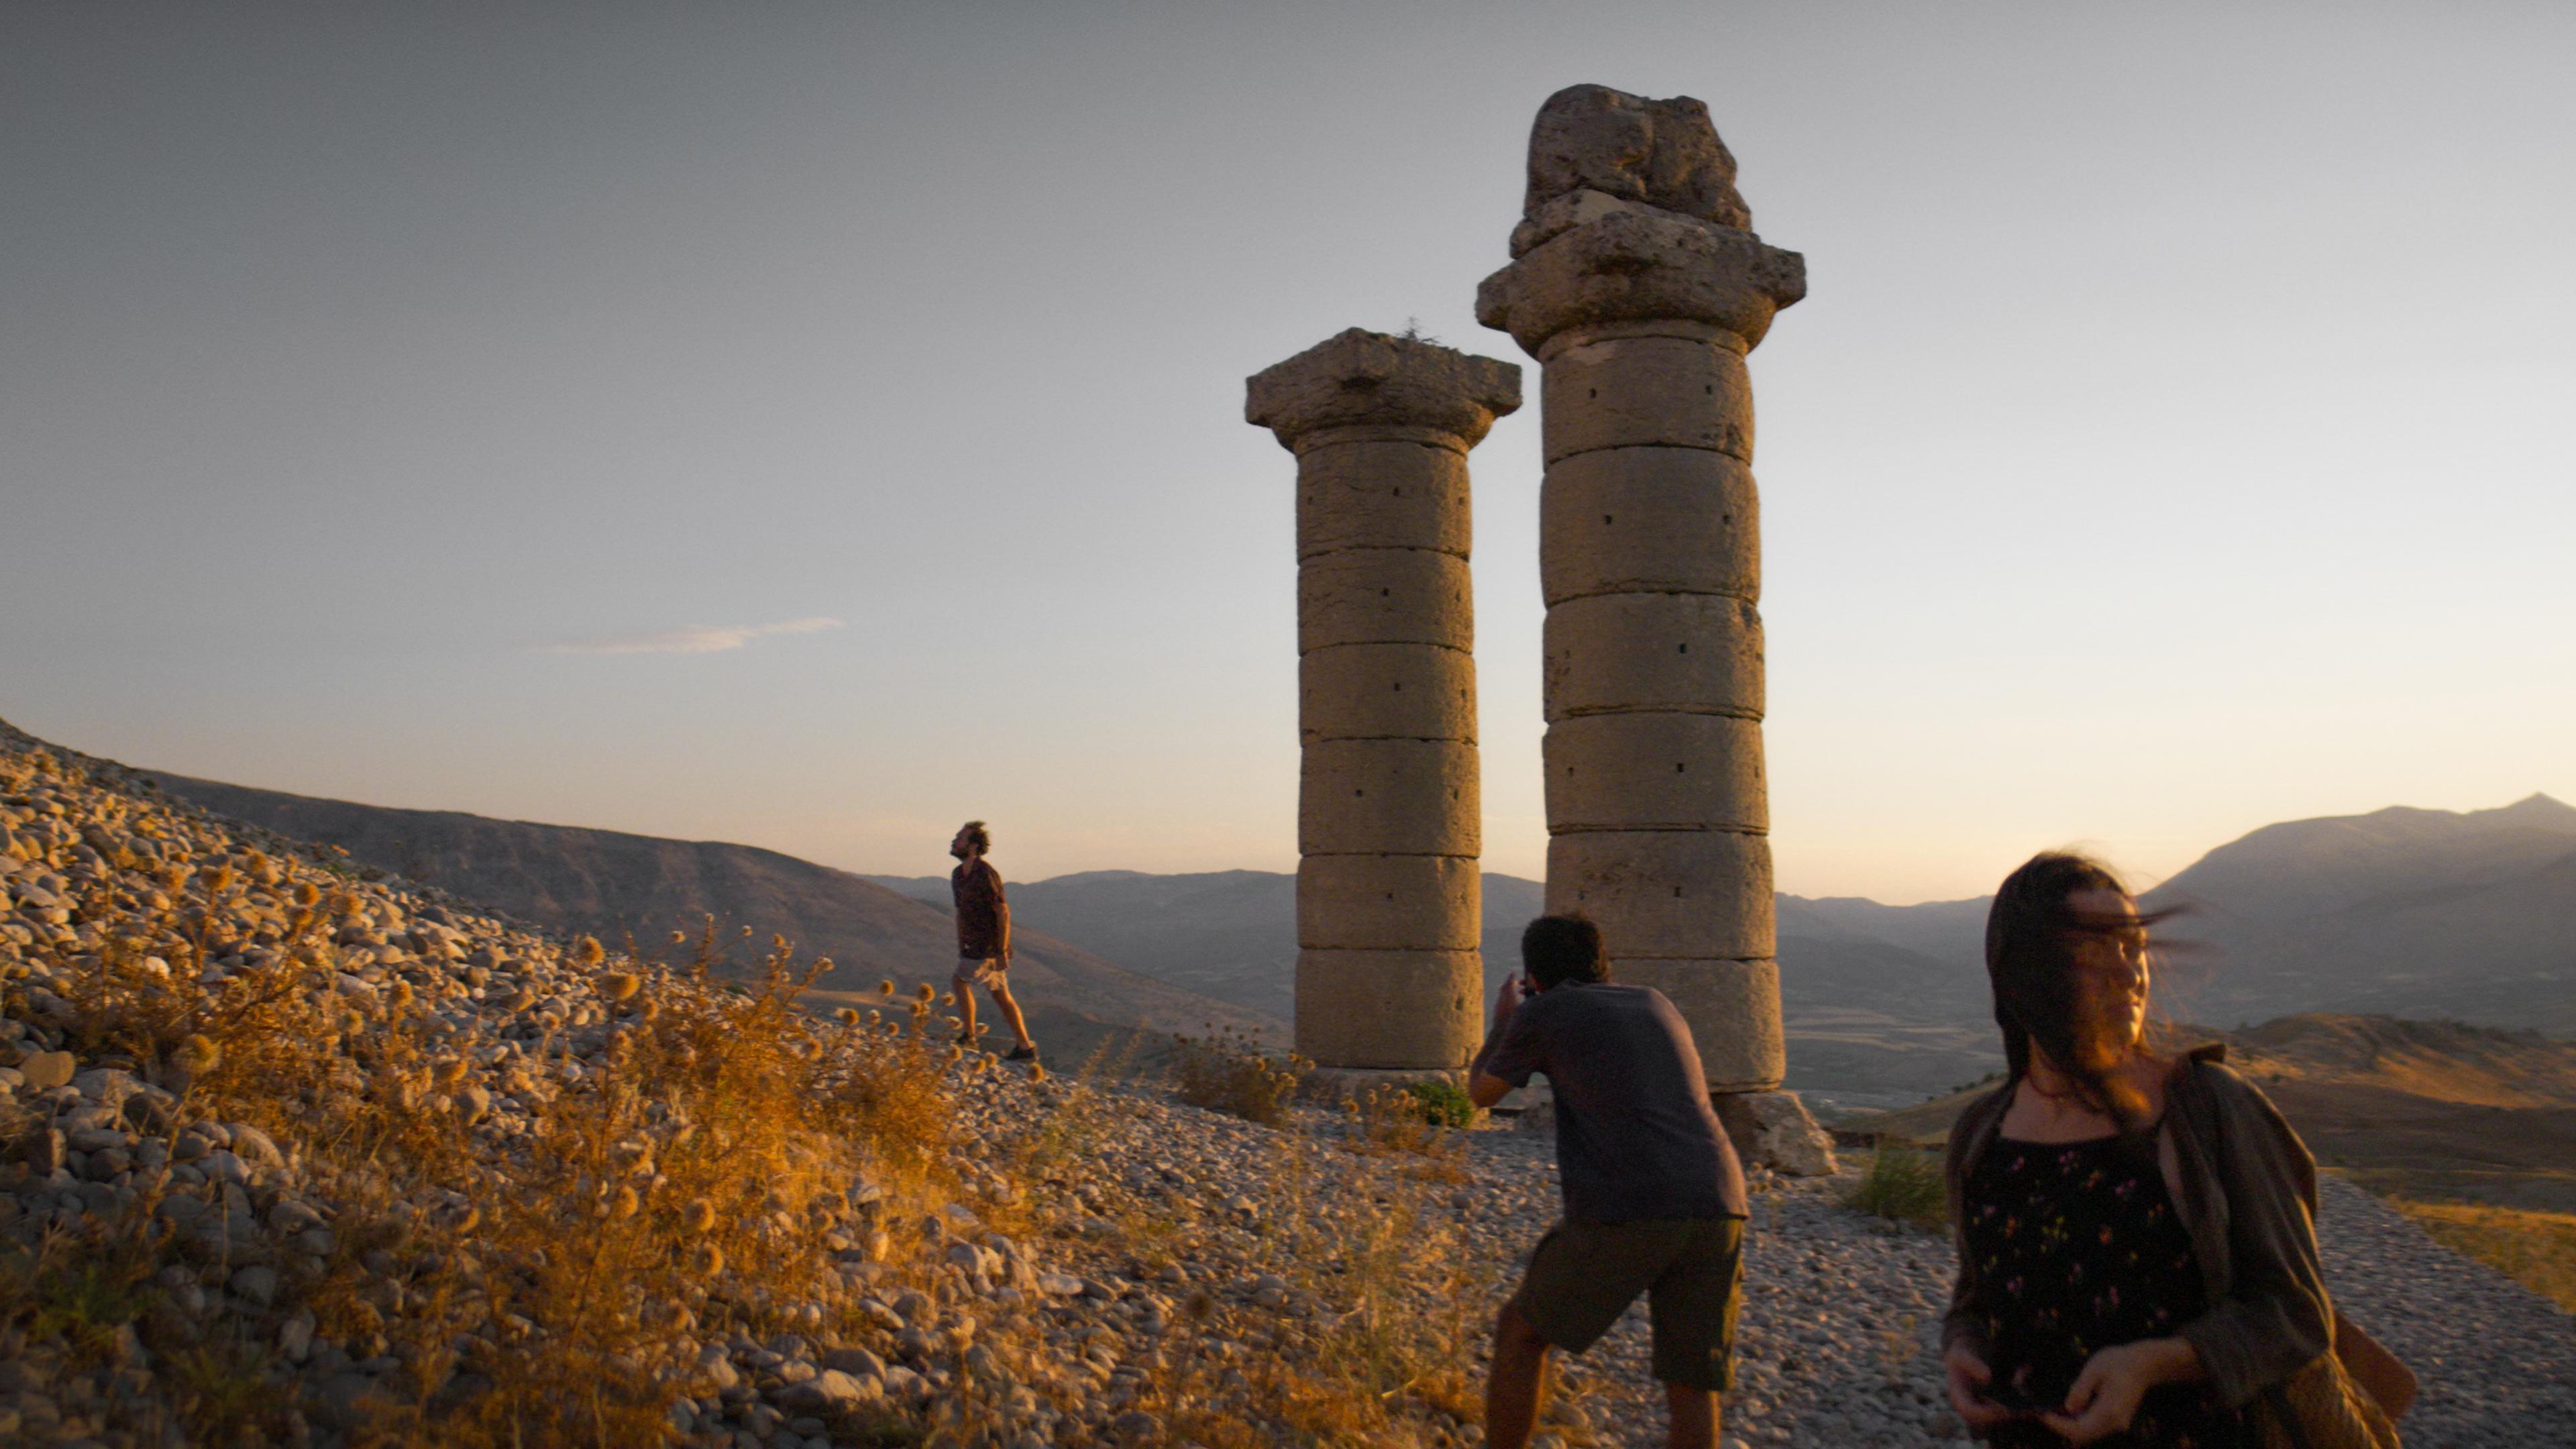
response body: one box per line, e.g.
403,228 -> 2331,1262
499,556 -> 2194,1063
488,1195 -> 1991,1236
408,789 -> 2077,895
144,771 -> 1283,1063
131,744 -> 2576,1083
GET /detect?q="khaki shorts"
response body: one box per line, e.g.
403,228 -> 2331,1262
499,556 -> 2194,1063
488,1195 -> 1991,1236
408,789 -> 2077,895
953,957 -> 1008,990
1507,1216 -> 1743,1392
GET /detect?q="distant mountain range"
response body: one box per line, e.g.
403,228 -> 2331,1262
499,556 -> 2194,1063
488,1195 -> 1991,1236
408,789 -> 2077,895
148,773 -> 1281,1065
2145,794 -> 2576,1032
143,755 -> 2575,1102
871,798 -> 2576,1106
860,869 -> 1547,1022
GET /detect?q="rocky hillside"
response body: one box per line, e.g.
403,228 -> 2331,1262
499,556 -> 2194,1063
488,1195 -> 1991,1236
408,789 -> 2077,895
0,717 -> 1531,1446
146,773 -> 1280,1063
7,720 -> 2570,1448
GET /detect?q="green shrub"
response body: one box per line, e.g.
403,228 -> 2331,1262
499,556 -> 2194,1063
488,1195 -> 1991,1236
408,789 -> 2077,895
1843,1146 -> 1947,1230
1407,1079 -> 1476,1129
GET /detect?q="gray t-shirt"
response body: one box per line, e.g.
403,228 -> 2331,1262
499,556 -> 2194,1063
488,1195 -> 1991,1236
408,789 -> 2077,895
1477,981 -> 1748,1223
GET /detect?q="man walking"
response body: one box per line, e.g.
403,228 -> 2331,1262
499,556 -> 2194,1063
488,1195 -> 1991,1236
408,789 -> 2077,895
1468,915 -> 1750,1449
949,819 -> 1038,1061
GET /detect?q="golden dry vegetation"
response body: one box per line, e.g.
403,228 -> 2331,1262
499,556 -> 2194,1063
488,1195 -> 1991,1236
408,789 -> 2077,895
2384,1199 -> 2576,1314
0,729 -> 1522,1448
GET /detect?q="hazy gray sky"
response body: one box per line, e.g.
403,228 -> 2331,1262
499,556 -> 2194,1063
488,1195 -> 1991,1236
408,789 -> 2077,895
5,2 -> 2570,902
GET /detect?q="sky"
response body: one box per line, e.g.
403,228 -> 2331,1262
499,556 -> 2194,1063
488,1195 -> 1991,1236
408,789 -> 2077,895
3,1 -> 2570,903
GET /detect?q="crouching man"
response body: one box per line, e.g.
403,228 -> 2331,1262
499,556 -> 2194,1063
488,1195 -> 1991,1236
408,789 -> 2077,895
1468,915 -> 1750,1449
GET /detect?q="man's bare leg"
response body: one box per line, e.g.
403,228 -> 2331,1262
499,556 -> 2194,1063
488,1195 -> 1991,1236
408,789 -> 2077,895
1664,1383 -> 1717,1449
985,978 -> 1036,1052
950,979 -> 979,1045
1485,1303 -> 1553,1449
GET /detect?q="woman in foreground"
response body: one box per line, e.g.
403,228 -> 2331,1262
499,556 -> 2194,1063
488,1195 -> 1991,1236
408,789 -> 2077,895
1940,853 -> 2387,1448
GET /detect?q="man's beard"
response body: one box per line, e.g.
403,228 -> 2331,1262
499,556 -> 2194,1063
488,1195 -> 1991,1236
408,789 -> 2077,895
949,844 -> 970,861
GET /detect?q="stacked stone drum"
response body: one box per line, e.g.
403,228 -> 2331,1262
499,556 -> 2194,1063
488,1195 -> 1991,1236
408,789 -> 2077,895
1246,329 -> 1521,1075
1477,86 -> 1815,1140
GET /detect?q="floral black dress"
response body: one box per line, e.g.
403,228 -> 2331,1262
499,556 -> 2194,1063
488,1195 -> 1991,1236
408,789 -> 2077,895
1961,1132 -> 2245,1448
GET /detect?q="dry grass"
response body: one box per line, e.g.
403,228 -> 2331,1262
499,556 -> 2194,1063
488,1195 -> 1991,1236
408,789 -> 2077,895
2,737 -> 1526,1448
1171,1024 -> 1309,1126
0,738 -> 996,1444
7,891 -> 969,1444
1161,1130 -> 1497,1447
1843,1146 -> 1948,1232
2389,1199 -> 2576,1313
1336,1086 -> 1474,1186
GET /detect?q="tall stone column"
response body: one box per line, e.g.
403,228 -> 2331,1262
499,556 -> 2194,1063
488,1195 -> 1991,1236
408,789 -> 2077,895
1246,329 -> 1521,1082
1478,85 -> 1832,1171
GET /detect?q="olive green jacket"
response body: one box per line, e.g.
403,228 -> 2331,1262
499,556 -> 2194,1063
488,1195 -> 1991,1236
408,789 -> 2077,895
1941,1044 -> 2337,1411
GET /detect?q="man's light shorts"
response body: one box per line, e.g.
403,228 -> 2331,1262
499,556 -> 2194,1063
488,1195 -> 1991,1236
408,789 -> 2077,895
1506,1216 -> 1744,1392
953,957 -> 1008,990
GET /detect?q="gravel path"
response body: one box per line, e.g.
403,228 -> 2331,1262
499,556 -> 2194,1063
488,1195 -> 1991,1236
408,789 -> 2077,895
1451,1129 -> 2576,1449
2313,1177 -> 2576,1449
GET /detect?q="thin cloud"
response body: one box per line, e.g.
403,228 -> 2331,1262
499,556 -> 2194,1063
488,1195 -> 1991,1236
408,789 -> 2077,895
540,616 -> 844,656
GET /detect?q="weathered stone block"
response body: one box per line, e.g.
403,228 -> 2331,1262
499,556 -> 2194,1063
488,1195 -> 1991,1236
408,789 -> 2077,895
1513,188 -> 1719,262
1297,439 -> 1470,561
1543,713 -> 1766,833
1609,957 -> 1784,1091
1542,333 -> 1752,463
1520,86 -> 1750,239
1295,949 -> 1483,1069
1713,1089 -> 1837,1176
1543,592 -> 1762,722
1297,854 -> 1480,951
1247,328 -> 1521,449
1540,447 -> 1759,606
1478,209 -> 1805,355
1305,1065 -> 1472,1100
1300,739 -> 1480,857
1544,830 -> 1774,959
1298,549 -> 1472,655
1301,643 -> 1476,743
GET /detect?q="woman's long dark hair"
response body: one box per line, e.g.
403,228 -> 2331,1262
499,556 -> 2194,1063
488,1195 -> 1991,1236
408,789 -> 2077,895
1986,851 -> 2169,1131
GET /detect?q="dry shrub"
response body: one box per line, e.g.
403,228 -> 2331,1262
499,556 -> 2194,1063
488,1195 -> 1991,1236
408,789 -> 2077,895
1,824 -> 973,1446
1,739 -> 1537,1449
1340,1085 -> 1472,1184
1171,1024 -> 1307,1126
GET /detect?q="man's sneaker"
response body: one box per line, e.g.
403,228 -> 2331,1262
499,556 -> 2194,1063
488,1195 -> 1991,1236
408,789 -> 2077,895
1005,1044 -> 1040,1063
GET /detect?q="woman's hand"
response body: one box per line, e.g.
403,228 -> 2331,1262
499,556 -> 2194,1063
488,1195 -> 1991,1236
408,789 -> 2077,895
1942,1342 -> 2011,1432
2043,1338 -> 2202,1444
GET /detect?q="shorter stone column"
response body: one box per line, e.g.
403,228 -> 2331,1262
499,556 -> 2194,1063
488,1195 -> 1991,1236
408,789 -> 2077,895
1246,328 -> 1521,1085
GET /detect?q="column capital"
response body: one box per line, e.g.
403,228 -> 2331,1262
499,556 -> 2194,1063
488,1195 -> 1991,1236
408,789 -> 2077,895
1480,84 -> 1803,356
1246,328 -> 1522,452
1477,210 -> 1805,357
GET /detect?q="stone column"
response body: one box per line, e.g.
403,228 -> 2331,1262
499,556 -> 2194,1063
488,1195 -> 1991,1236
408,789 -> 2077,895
1477,85 -> 1833,1172
1246,328 -> 1521,1083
